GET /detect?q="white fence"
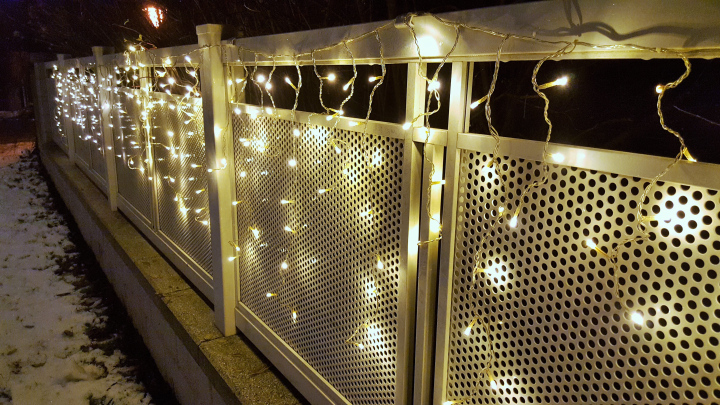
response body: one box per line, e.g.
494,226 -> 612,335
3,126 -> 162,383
32,1 -> 720,404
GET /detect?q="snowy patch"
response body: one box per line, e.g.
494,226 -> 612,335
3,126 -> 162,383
0,149 -> 152,404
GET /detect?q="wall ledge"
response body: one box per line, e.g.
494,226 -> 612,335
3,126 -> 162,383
40,145 -> 306,405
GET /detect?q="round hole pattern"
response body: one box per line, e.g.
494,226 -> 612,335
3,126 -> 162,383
153,99 -> 212,276
446,150 -> 720,404
69,65 -> 108,182
112,89 -> 154,221
51,73 -> 68,148
233,113 -> 403,405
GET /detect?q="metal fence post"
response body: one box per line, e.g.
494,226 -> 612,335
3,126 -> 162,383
197,24 -> 237,336
433,61 -> 469,405
404,62 -> 437,405
93,46 -> 120,211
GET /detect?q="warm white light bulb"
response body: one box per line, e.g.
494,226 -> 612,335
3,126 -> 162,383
490,379 -> 498,390
357,343 -> 364,349
366,281 -> 377,297
288,158 -> 297,167
427,80 -> 440,92
585,239 -> 597,249
539,76 -> 569,90
256,74 -> 266,83
377,259 -> 384,270
463,326 -> 472,336
509,215 -> 518,228
265,82 -> 272,90
266,292 -> 276,297
251,228 -> 260,239
631,312 -> 644,325
550,152 -> 565,163
293,128 -> 300,137
240,171 -> 247,178
281,261 -> 288,270
326,73 -> 336,82
402,122 -> 412,130
682,147 -> 697,162
284,226 -> 295,233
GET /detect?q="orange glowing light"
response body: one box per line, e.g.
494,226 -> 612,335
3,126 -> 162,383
144,6 -> 165,28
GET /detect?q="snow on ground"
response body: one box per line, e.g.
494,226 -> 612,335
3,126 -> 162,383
0,146 -> 152,404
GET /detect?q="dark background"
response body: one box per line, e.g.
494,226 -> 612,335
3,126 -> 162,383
1,0 -> 718,163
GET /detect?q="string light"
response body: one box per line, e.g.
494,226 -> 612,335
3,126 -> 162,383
470,95 -> 488,109
537,75 -> 569,90
631,312 -> 644,325
86,14 -> 705,405
549,152 -> 565,163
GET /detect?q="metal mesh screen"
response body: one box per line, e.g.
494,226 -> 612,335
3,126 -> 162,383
113,90 -> 154,222
445,149 -> 720,404
232,113 -> 404,404
154,97 -> 213,277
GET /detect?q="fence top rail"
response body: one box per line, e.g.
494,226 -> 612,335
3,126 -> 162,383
457,132 -> 720,192
223,0 -> 720,65
72,56 -> 97,66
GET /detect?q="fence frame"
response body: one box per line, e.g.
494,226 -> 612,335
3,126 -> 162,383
32,1 -> 720,404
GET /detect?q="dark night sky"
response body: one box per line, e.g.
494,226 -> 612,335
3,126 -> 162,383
1,0 -> 718,163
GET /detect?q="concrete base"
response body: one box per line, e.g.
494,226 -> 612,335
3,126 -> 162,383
40,145 -> 306,405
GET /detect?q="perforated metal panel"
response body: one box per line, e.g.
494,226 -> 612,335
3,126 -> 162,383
113,90 -> 154,222
153,96 -> 213,276
69,71 -> 92,167
85,79 -> 108,184
444,147 -> 720,404
49,76 -> 67,149
232,113 -> 405,404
